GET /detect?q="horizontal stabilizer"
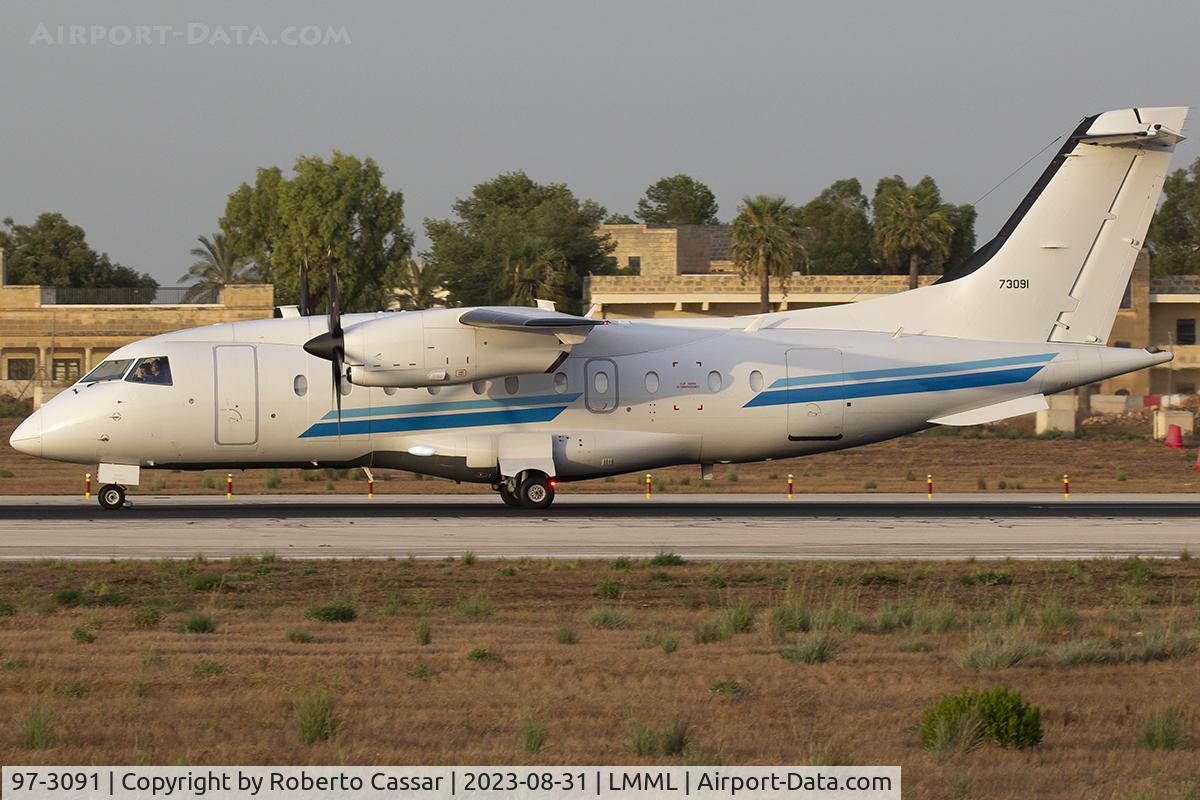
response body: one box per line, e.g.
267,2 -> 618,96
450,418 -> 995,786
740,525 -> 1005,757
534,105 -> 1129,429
928,394 -> 1048,426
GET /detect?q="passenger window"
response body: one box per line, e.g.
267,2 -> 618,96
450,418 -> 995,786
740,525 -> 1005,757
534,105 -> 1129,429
707,370 -> 722,392
594,371 -> 610,394
645,371 -> 660,394
126,356 -> 173,386
383,386 -> 398,396
472,380 -> 487,395
505,376 -> 519,395
749,370 -> 764,392
293,374 -> 308,397
553,372 -> 568,394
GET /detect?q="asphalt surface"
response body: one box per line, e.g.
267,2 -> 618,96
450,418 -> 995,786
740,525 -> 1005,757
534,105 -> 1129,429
0,493 -> 1197,560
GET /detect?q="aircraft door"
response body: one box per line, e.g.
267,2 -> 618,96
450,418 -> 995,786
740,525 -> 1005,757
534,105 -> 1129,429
785,348 -> 844,440
584,358 -> 618,413
213,345 -> 259,445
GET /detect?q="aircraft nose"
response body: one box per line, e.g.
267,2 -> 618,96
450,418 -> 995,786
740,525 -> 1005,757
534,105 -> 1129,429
8,409 -> 43,457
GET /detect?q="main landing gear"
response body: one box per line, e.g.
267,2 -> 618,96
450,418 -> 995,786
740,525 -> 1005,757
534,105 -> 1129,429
495,471 -> 556,510
97,483 -> 127,510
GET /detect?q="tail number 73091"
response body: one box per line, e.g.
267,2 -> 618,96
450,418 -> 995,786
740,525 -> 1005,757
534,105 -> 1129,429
999,279 -> 1030,289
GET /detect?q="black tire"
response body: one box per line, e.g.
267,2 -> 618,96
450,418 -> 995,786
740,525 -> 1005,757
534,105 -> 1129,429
517,473 -> 555,510
498,483 -> 521,507
98,484 -> 125,511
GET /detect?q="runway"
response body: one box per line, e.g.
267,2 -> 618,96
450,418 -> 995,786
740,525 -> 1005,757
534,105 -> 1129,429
1,493 -> 1197,560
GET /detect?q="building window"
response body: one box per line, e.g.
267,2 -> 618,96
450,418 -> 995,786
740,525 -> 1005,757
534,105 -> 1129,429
53,359 -> 81,383
1176,318 -> 1196,346
627,256 -> 641,274
6,359 -> 35,381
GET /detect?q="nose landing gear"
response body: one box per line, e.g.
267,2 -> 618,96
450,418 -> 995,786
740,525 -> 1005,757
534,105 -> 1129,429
495,471 -> 556,509
97,483 -> 127,511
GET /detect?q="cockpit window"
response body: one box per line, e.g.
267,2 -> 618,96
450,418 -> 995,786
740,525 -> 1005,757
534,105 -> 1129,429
79,359 -> 133,384
126,356 -> 173,386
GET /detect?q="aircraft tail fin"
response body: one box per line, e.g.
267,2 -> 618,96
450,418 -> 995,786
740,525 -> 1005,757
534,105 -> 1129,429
789,107 -> 1188,343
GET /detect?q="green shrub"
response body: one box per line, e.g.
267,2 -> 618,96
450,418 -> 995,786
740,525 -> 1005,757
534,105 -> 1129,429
1036,595 -> 1079,630
295,691 -> 337,744
189,573 -> 223,592
626,718 -> 690,757
649,552 -> 684,567
0,601 -> 15,616
694,615 -> 729,644
285,628 -> 314,643
610,556 -> 632,570
467,648 -> 503,663
456,592 -> 493,618
54,682 -> 90,698
407,661 -> 436,680
191,659 -> 225,677
779,632 -> 837,664
1122,557 -> 1157,585
264,469 -> 282,489
51,588 -> 82,607
21,704 -> 52,749
414,619 -> 432,646
596,580 -> 621,600
1141,707 -> 1186,750
71,627 -> 95,644
554,625 -> 578,645
518,710 -> 547,754
131,604 -> 162,629
960,636 -> 1042,670
587,608 -> 631,629
959,569 -> 1012,586
921,687 -> 1042,755
710,679 -> 750,698
461,550 -> 477,566
863,480 -> 878,490
179,614 -> 216,634
897,639 -> 935,653
304,602 -> 357,623
770,588 -> 812,633
0,469 -> 16,478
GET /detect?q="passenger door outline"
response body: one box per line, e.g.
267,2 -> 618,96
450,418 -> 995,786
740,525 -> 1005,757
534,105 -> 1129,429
213,345 -> 259,445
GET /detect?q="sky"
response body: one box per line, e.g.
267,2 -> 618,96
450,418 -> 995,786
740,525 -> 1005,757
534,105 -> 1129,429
1,0 -> 1198,284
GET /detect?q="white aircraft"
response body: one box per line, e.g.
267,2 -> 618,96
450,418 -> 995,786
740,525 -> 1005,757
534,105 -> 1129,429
9,106 -> 1187,509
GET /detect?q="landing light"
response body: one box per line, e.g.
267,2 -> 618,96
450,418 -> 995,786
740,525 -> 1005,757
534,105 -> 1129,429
407,445 -> 436,457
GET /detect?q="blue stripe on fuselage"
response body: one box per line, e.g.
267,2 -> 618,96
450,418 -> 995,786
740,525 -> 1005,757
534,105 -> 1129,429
321,392 -> 581,420
767,352 -> 1057,389
300,404 -> 569,438
745,365 -> 1045,408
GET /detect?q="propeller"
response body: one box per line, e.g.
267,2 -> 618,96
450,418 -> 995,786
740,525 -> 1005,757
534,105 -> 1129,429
301,253 -> 346,431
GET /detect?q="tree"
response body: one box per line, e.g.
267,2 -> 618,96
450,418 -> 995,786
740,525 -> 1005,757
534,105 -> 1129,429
0,213 -> 156,288
179,232 -> 256,301
792,179 -> 875,274
220,152 -> 412,312
1148,157 -> 1200,275
424,171 -> 612,312
635,175 -> 719,226
393,259 -> 445,310
605,212 -> 637,224
873,176 -> 957,289
728,195 -> 805,313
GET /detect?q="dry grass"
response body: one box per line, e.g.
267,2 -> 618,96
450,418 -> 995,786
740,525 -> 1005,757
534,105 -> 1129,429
3,416 -> 1200,496
0,557 -> 1198,799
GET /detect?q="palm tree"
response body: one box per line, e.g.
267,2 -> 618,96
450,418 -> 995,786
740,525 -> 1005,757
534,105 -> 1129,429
393,259 -> 445,310
874,185 -> 955,290
507,249 -> 567,307
180,233 -> 255,301
729,195 -> 804,313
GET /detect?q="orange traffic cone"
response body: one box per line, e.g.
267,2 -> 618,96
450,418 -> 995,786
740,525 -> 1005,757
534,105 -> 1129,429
1164,424 -> 1184,449
1194,448 -> 1200,472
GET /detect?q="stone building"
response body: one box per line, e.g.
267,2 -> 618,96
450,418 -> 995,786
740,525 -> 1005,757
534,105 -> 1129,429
584,224 -> 1200,397
0,248 -> 275,405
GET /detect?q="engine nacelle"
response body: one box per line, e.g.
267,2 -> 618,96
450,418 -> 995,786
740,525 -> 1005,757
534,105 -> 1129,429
341,308 -> 571,389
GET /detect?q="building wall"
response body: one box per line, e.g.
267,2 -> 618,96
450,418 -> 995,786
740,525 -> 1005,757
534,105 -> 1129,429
0,284 -> 275,399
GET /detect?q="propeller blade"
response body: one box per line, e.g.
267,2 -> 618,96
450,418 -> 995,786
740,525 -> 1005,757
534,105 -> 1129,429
327,253 -> 343,432
298,259 -> 310,317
